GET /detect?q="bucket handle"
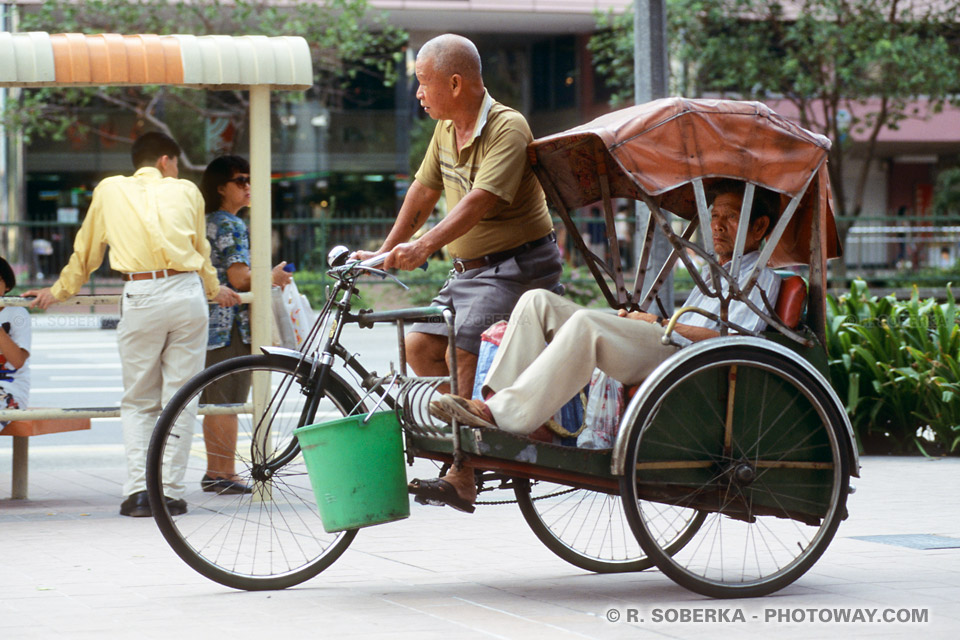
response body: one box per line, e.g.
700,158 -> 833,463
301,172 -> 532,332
363,372 -> 399,423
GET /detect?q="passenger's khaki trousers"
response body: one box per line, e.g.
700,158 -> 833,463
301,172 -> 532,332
484,290 -> 678,434
117,273 -> 208,498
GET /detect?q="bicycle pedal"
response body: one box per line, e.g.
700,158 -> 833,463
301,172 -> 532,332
414,495 -> 446,508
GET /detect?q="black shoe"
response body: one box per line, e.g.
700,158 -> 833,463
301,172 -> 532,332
165,497 -> 188,516
120,491 -> 151,517
201,474 -> 253,495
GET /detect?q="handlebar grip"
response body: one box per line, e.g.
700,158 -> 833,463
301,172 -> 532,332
358,254 -> 428,271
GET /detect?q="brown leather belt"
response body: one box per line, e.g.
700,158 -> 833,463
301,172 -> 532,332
121,268 -> 188,282
452,231 -> 556,274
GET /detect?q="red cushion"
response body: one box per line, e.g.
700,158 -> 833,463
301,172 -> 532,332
774,275 -> 807,329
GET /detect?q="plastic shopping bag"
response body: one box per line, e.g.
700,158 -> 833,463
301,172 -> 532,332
275,279 -> 316,349
472,320 -> 585,444
577,369 -> 624,449
471,321 -> 509,400
272,286 -> 297,348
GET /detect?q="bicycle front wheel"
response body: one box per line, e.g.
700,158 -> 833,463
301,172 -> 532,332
147,354 -> 364,590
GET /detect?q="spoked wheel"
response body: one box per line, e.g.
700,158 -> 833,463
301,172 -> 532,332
620,342 -> 851,598
147,354 -> 364,590
515,478 -> 705,573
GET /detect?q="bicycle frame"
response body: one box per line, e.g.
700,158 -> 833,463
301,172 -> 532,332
255,259 -> 463,475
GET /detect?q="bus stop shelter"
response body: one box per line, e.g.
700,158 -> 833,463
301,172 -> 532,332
0,31 -> 313,356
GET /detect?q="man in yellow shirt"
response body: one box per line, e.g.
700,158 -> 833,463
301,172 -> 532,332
354,34 -> 562,397
25,132 -> 240,517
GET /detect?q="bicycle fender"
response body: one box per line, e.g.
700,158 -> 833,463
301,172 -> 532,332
259,346 -> 319,372
609,336 -> 859,478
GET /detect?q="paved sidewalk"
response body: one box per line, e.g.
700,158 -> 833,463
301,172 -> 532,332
1,455 -> 958,639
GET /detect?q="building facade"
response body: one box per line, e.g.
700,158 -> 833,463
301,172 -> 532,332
6,0 -> 960,279
10,1 -> 631,278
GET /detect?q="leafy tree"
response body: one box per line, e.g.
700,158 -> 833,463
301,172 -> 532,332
589,1 -> 960,243
9,0 -> 408,169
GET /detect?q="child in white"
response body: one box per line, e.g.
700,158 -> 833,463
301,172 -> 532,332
0,256 -> 30,423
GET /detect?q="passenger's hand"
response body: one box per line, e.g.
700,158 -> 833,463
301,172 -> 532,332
22,288 -> 57,310
272,262 -> 292,288
383,242 -> 431,271
213,286 -> 242,308
617,309 -> 660,324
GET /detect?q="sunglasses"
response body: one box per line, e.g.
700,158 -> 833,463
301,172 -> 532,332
228,175 -> 251,187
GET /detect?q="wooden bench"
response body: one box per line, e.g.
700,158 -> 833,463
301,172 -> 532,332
1,417 -> 92,499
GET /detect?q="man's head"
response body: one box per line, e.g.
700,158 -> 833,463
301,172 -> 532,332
415,34 -> 484,121
0,256 -> 15,294
131,132 -> 181,178
707,179 -> 780,264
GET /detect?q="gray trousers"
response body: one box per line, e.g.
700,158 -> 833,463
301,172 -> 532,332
410,240 -> 562,354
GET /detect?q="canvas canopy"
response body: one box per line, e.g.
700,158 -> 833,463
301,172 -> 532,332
529,97 -> 841,267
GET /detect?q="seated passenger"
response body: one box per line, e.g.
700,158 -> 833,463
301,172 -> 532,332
0,256 -> 30,425
410,180 -> 782,512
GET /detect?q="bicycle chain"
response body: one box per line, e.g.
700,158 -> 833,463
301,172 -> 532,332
476,486 -> 579,506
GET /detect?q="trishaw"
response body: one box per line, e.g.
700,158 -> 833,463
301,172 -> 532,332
146,97 -> 859,599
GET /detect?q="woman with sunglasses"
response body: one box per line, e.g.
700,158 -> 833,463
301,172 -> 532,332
198,155 -> 292,494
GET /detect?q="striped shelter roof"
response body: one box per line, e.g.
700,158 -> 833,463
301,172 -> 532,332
0,32 -> 313,90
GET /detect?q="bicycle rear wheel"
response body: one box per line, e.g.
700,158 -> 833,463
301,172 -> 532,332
620,343 -> 850,598
515,478 -> 705,573
147,354 -> 364,590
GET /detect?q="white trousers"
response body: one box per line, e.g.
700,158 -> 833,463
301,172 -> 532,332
484,290 -> 678,434
117,273 -> 208,498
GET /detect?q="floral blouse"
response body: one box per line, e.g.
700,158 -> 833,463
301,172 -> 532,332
206,210 -> 251,349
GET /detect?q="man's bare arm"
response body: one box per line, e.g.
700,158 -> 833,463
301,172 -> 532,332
618,309 -> 719,343
352,180 -> 442,262
22,288 -> 57,310
384,188 -> 500,270
671,324 -> 720,343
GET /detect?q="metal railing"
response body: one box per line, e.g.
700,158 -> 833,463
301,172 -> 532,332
839,215 -> 960,280
9,214 -> 960,282
3,212 -> 959,296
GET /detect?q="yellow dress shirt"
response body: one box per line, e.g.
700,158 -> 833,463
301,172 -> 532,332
50,167 -> 220,301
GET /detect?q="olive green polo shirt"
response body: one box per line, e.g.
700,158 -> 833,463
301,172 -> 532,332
415,91 -> 554,259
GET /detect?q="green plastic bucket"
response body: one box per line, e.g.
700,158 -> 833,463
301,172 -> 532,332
295,411 -> 409,533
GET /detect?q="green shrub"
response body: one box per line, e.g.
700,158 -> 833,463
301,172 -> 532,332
895,261 -> 960,288
289,270 -> 331,308
561,263 -> 606,308
826,280 -> 960,455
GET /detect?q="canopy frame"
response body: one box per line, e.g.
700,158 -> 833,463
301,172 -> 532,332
530,98 -> 841,346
